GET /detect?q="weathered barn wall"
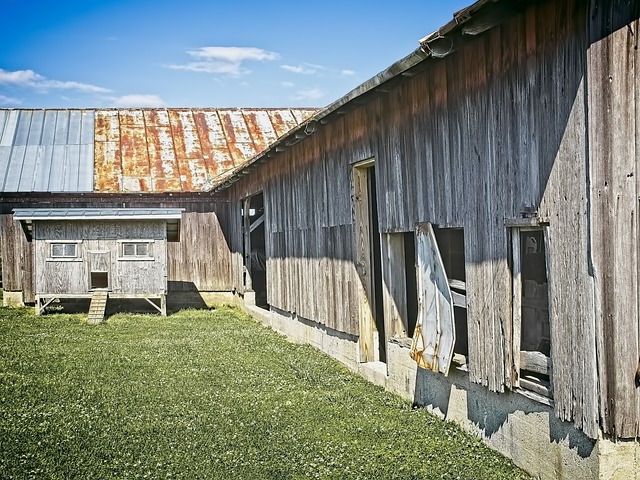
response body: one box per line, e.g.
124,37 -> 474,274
33,220 -> 167,295
167,210 -> 231,292
227,0 -> 608,439
0,214 -> 33,303
587,0 -> 640,438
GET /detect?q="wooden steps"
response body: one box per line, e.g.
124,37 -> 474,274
87,290 -> 108,324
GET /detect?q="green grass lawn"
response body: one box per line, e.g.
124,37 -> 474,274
0,306 -> 530,479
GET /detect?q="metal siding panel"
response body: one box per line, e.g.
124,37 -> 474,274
268,110 -> 299,137
94,140 -> 121,192
13,110 -> 31,145
0,110 -> 7,143
0,110 -> 19,146
200,111 -> 235,177
64,144 -> 81,191
41,110 -> 57,145
48,145 -> 67,191
67,110 -> 82,145
18,145 -> 39,191
219,109 -> 257,165
77,143 -> 94,191
290,109 -> 317,123
243,110 -> 278,153
4,145 -> 26,191
54,110 -> 70,145
95,110 -> 120,142
27,110 -> 45,145
33,146 -> 54,191
0,146 -> 12,190
80,110 -> 94,145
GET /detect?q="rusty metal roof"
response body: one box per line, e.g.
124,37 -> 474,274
94,108 -> 317,193
0,109 -> 95,192
0,108 -> 317,194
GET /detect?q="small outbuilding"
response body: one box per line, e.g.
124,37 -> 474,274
13,207 -> 183,320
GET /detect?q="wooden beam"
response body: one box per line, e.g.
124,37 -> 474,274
249,213 -> 265,233
520,350 -> 552,376
243,197 -> 253,292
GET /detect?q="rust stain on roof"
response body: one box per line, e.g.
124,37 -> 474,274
94,108 -> 317,192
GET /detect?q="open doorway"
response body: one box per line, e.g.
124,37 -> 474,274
242,192 -> 268,309
353,160 -> 385,363
511,226 -> 552,398
88,251 -> 110,290
432,227 -> 468,359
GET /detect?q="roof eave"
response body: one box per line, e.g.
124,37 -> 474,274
209,0 -> 513,193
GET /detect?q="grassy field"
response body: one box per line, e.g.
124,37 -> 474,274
0,306 -> 530,479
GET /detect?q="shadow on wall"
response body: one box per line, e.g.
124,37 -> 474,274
413,367 -> 595,459
167,281 -> 208,311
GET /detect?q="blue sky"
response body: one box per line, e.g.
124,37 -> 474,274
0,0 -> 471,109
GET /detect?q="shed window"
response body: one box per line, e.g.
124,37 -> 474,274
50,243 -> 78,258
119,241 -> 153,260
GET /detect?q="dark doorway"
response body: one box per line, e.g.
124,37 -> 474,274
242,192 -> 268,310
433,227 -> 468,357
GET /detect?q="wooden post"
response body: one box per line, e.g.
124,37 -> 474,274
381,233 -> 408,339
243,197 -> 253,292
353,163 -> 375,362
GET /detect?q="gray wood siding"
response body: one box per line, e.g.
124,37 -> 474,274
227,0 -> 607,437
1,214 -> 34,301
167,211 -> 232,291
587,0 -> 640,438
34,220 -> 167,295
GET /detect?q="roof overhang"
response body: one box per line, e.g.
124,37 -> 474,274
210,0 -> 532,193
13,208 -> 185,242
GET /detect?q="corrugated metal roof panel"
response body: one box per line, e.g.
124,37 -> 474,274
0,109 -> 95,193
13,207 -> 185,220
94,108 -> 317,193
0,107 -> 317,193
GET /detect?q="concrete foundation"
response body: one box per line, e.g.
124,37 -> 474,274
240,300 -> 640,480
3,291 -> 24,307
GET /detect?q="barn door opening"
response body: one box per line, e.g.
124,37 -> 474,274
353,160 -> 385,363
511,227 -> 552,397
242,192 -> 267,309
412,223 -> 456,375
88,251 -> 110,290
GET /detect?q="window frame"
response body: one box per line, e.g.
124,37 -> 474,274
117,239 -> 155,261
46,240 -> 82,262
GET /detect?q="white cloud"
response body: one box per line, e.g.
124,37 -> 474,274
281,81 -> 294,88
341,69 -> 356,76
167,46 -> 279,77
0,68 -> 111,93
110,94 -> 166,108
0,94 -> 22,106
281,64 -> 317,75
294,88 -> 326,101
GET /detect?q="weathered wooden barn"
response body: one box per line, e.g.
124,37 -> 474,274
205,0 -> 640,478
0,108 -> 316,311
2,0 -> 640,477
